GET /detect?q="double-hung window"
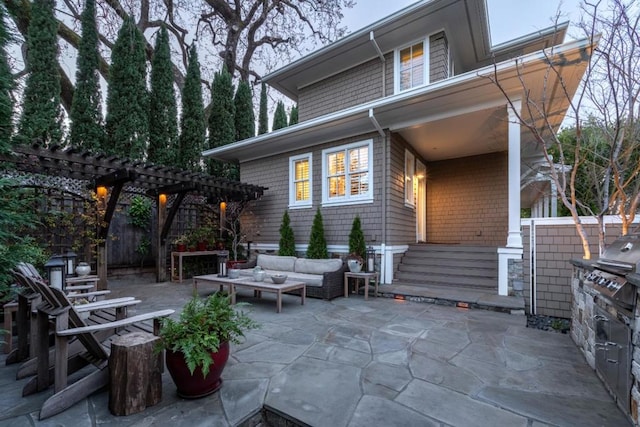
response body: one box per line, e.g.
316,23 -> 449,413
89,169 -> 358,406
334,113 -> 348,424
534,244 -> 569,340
322,140 -> 373,206
289,153 -> 312,208
397,40 -> 426,92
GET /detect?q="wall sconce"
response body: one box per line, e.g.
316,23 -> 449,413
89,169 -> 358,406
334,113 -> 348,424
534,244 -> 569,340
366,246 -> 376,272
63,250 -> 77,276
218,252 -> 228,277
45,255 -> 66,290
96,186 -> 108,199
159,193 -> 167,205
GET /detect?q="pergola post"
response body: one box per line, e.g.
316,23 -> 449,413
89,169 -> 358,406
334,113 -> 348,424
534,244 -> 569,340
156,194 -> 167,282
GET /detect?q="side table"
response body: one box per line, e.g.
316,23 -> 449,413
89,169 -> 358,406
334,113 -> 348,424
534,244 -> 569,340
344,271 -> 379,300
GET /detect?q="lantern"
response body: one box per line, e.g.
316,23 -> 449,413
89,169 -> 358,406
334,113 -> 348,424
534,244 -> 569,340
366,246 -> 376,272
159,193 -> 167,205
45,255 -> 67,290
96,186 -> 108,199
63,250 -> 77,276
218,252 -> 228,277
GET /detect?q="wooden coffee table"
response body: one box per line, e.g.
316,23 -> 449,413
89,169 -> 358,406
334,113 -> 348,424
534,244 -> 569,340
193,274 -> 306,313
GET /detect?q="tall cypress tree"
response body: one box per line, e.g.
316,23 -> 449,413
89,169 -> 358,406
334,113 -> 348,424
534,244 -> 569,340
0,5 -> 14,152
177,45 -> 205,172
289,105 -> 298,126
69,0 -> 104,152
258,82 -> 268,135
278,210 -> 296,256
105,16 -> 148,160
16,0 -> 62,147
148,26 -> 178,166
307,208 -> 328,259
234,80 -> 255,141
207,66 -> 235,178
272,100 -> 287,131
348,215 -> 366,259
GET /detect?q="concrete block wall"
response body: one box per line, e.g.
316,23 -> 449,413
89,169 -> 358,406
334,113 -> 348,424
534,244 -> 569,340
425,152 -> 508,246
522,218 -> 625,318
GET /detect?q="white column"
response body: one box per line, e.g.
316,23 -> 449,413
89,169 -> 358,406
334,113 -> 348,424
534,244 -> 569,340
543,193 -> 550,217
506,101 -> 523,248
550,180 -> 558,217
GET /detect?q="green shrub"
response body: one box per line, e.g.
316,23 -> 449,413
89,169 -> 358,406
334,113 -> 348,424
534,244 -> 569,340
348,215 -> 366,260
306,208 -> 328,259
278,210 -> 296,256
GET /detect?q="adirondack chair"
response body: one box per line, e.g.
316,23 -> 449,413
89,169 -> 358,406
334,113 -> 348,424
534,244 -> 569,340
12,272 -> 174,419
16,262 -> 103,296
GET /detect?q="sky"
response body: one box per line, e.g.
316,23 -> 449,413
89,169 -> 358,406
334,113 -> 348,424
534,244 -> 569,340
341,0 -> 583,46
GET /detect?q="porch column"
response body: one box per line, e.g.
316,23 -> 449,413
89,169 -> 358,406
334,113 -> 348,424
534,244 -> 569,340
506,100 -> 523,248
550,180 -> 558,217
498,100 -> 524,296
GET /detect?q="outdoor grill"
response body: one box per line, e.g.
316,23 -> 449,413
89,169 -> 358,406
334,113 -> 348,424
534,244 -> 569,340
582,233 -> 640,420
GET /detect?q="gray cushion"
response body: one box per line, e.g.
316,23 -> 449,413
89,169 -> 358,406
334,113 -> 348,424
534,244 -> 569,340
294,258 -> 343,275
257,254 -> 296,272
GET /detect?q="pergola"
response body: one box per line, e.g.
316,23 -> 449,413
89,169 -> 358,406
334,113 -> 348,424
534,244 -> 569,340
1,143 -> 266,288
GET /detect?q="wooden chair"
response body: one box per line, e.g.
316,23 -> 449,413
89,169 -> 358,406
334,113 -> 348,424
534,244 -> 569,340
11,272 -> 174,419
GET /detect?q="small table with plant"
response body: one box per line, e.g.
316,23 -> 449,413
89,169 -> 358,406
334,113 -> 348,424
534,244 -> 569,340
171,250 -> 229,283
193,274 -> 306,313
344,271 -> 379,300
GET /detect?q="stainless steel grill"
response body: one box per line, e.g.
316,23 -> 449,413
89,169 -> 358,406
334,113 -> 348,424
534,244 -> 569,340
583,233 -> 640,419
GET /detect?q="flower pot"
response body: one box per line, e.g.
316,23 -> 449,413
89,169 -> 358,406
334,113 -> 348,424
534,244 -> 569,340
165,341 -> 230,398
227,260 -> 246,269
197,241 -> 207,251
347,259 -> 363,273
75,262 -> 91,277
176,243 -> 187,252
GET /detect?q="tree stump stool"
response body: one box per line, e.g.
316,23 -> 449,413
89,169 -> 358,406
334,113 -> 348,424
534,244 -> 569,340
109,332 -> 162,416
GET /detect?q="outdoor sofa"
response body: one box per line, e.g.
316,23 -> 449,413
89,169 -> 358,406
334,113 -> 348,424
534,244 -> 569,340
237,254 -> 346,300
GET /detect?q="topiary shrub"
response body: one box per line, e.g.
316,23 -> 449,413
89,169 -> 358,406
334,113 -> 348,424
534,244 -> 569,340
348,215 -> 366,260
278,210 -> 296,256
306,208 -> 328,259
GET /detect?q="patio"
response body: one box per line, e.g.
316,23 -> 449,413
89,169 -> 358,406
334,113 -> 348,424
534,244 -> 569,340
0,277 -> 630,426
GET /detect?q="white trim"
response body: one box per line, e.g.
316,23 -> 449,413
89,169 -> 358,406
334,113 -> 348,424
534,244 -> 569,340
521,215 -> 634,226
321,139 -> 374,206
288,153 -> 313,208
404,149 -> 415,207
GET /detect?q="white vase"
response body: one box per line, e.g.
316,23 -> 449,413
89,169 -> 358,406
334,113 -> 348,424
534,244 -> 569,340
75,262 -> 91,277
347,259 -> 362,273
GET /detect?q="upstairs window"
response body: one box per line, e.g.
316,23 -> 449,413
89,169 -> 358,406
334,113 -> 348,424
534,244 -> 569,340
289,153 -> 312,208
399,41 -> 425,91
322,140 -> 373,206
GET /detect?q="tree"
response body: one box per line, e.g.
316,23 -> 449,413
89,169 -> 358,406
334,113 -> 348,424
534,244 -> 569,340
178,45 -> 206,172
207,67 -> 235,178
307,208 -> 328,259
272,100 -> 287,131
348,215 -> 366,259
105,16 -> 148,160
0,4 -> 14,152
234,80 -> 255,141
289,105 -> 299,126
148,26 -> 178,166
68,0 -> 104,152
488,0 -> 640,258
258,82 -> 269,135
278,210 -> 296,256
15,0 -> 62,147
4,1 -> 353,111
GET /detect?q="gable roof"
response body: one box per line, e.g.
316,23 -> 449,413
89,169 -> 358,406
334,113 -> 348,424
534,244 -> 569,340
263,0 -> 567,101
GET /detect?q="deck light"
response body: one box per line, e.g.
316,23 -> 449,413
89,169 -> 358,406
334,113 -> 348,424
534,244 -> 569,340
218,252 -> 228,277
45,255 -> 66,290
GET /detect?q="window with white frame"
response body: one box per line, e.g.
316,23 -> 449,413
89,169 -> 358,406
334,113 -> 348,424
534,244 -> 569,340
289,153 -> 312,208
405,150 -> 415,207
322,140 -> 373,206
396,40 -> 426,92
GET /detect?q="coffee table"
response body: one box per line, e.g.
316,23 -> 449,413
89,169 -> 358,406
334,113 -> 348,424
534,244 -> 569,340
193,274 -> 306,313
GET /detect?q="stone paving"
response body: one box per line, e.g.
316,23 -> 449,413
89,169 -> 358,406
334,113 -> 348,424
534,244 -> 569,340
0,278 -> 630,426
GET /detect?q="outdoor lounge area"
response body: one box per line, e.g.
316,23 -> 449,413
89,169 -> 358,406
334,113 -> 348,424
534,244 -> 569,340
0,276 -> 629,426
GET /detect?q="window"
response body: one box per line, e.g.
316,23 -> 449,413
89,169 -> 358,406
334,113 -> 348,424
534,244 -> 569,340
322,140 -> 373,206
405,150 -> 415,207
289,153 -> 312,208
399,41 -> 425,91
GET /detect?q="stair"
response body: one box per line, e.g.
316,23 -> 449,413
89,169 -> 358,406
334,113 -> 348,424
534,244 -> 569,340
394,244 -> 498,290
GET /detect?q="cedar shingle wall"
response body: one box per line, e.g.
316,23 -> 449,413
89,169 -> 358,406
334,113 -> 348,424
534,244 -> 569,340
429,32 -> 449,82
426,152 -> 508,246
240,132 -> 384,250
386,133 -> 418,245
522,221 -> 624,318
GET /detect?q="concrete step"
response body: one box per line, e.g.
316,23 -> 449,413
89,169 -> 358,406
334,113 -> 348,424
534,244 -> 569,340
406,244 -> 497,253
393,275 -> 497,289
397,264 -> 497,278
398,258 -> 497,269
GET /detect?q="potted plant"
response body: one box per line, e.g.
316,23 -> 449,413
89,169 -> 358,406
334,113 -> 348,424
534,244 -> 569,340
158,292 -> 258,398
346,253 -> 364,273
173,235 -> 188,252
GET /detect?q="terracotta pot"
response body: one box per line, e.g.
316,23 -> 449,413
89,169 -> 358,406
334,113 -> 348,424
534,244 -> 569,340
176,244 -> 187,252
197,241 -> 207,251
165,341 -> 230,398
227,260 -> 247,269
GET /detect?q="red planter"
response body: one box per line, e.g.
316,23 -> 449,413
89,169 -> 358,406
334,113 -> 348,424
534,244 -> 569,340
176,244 -> 187,252
197,241 -> 207,251
227,260 -> 247,269
165,341 -> 230,398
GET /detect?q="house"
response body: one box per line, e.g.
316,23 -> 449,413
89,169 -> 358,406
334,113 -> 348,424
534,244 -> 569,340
203,0 -> 594,297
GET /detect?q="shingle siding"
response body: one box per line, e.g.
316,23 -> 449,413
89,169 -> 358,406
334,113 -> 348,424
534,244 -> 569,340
240,132 -> 385,250
386,133 -> 418,245
429,32 -> 449,83
426,152 -> 508,246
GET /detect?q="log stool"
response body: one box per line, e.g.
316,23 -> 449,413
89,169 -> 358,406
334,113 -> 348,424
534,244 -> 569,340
2,301 -> 18,354
109,332 -> 162,416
